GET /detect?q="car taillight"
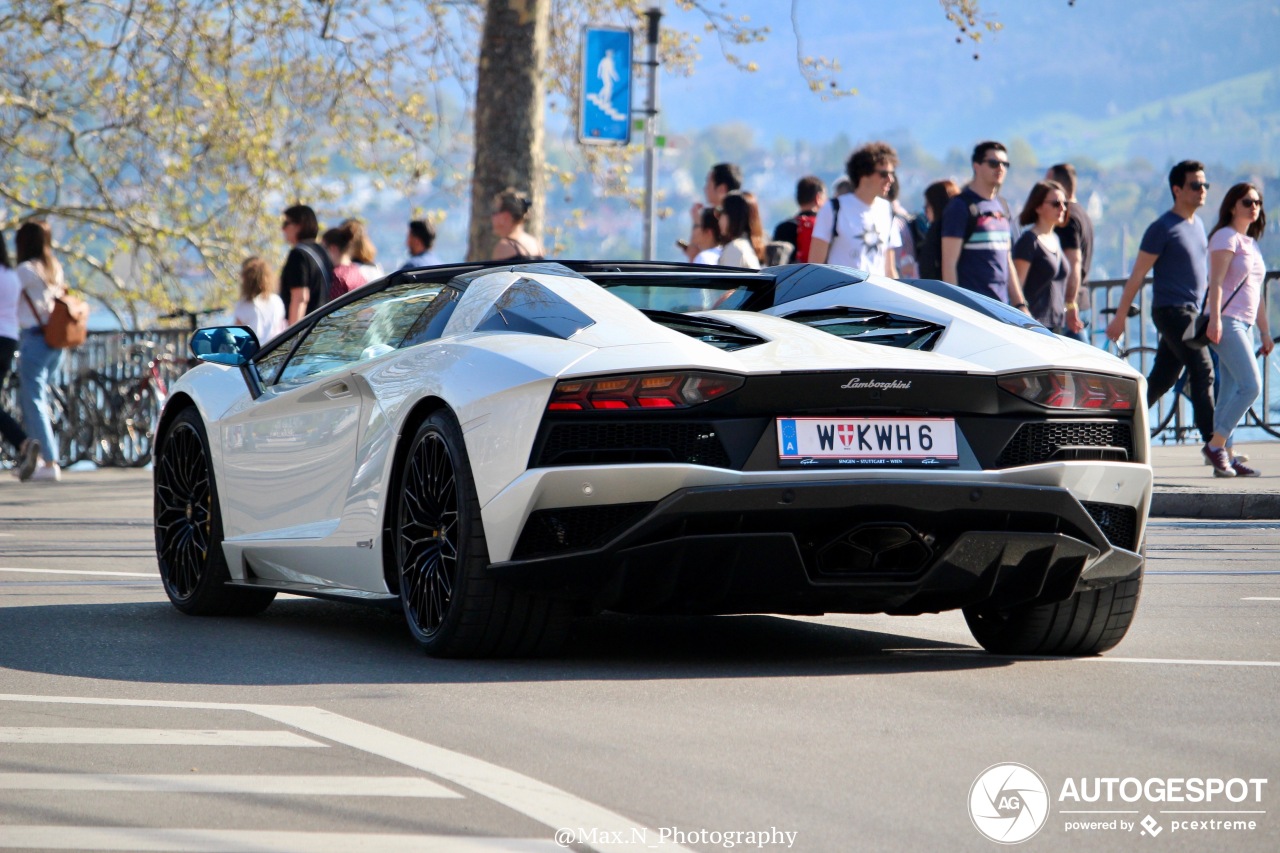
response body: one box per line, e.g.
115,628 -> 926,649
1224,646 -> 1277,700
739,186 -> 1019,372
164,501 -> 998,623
998,372 -> 1137,411
547,372 -> 744,411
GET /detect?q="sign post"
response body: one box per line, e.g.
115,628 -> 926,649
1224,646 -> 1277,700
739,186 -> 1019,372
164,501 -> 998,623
578,27 -> 634,146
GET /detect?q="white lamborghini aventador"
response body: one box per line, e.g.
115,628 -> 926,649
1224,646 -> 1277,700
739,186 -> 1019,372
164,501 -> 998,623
154,260 -> 1150,657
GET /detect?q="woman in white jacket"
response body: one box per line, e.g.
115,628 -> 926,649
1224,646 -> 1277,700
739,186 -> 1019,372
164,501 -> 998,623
716,191 -> 764,270
14,220 -> 65,481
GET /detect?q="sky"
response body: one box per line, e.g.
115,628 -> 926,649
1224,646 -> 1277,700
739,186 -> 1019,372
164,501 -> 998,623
650,0 -> 1280,156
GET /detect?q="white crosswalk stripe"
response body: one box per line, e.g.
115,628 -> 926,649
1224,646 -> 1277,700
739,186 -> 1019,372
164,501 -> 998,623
0,773 -> 461,797
0,828 -> 559,852
0,728 -> 325,746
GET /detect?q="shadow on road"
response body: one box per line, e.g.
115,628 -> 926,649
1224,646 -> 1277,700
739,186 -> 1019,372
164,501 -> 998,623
0,598 -> 1010,685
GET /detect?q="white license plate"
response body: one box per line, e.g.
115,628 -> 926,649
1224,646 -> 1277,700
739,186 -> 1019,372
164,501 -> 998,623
776,417 -> 959,467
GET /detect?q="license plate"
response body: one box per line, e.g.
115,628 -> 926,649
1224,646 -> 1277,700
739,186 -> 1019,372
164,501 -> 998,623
776,417 -> 959,467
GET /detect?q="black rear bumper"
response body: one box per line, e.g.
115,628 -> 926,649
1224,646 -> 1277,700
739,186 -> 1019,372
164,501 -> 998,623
487,480 -> 1143,616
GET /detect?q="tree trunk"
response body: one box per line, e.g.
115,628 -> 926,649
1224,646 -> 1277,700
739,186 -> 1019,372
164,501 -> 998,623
467,0 -> 550,262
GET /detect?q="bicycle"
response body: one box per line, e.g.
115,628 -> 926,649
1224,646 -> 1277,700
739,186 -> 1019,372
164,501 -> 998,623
79,340 -> 190,467
1098,306 -> 1280,441
0,364 -> 92,468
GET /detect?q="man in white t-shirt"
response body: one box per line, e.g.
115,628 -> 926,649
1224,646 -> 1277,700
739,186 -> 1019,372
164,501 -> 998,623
809,141 -> 901,276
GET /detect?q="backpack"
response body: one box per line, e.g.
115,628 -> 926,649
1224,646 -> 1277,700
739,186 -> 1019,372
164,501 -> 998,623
791,211 -> 816,263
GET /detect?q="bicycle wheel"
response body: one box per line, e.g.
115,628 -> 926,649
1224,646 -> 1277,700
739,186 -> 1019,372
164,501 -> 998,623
1246,336 -> 1280,439
0,370 -> 18,468
118,381 -> 161,467
72,372 -> 117,466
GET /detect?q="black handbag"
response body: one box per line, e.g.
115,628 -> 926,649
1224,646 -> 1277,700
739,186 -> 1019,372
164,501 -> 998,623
1183,280 -> 1246,349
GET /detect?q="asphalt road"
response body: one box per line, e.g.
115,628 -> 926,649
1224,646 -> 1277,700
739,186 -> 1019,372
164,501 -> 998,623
1,469 -> 1277,852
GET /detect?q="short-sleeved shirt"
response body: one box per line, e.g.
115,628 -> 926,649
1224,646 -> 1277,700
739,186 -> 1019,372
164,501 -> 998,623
941,187 -> 1013,302
280,242 -> 333,321
1208,228 -> 1265,325
1139,211 -> 1208,309
812,193 -> 901,275
1055,200 -> 1094,310
233,294 -> 286,344
1013,231 -> 1070,331
0,268 -> 20,341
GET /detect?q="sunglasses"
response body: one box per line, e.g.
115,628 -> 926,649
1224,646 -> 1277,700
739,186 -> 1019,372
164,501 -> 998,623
877,169 -> 896,179
1241,198 -> 1262,208
984,159 -> 1011,170
1046,199 -> 1067,209
1187,181 -> 1211,191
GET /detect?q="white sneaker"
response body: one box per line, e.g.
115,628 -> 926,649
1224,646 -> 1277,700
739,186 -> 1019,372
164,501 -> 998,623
29,462 -> 61,482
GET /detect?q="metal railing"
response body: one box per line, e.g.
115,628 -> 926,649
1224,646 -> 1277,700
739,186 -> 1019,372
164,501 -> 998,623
1087,270 -> 1280,444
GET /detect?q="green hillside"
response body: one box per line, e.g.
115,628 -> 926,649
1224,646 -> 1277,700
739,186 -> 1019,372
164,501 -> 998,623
1014,67 -> 1280,168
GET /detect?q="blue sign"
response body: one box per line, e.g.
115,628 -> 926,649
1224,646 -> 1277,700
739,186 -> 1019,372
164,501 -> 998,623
579,26 -> 633,145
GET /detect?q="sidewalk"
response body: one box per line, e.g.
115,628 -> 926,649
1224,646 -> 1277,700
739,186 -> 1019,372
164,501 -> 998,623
1150,440 -> 1280,519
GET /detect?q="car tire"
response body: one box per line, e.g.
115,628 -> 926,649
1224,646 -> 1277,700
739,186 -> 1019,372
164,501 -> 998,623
395,411 -> 570,657
154,407 -> 276,616
963,567 -> 1142,656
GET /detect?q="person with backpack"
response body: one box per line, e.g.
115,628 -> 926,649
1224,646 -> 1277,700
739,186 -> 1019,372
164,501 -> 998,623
14,220 -> 66,481
279,204 -> 333,326
940,141 -> 1028,311
916,180 -> 960,280
809,142 -> 901,276
771,176 -> 826,264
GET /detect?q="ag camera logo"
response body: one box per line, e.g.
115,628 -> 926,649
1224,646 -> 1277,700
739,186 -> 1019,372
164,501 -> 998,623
969,763 -> 1050,844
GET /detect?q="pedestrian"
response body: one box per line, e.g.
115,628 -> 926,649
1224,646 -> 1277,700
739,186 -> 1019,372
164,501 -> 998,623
232,257 -> 286,343
1202,183 -> 1271,477
0,230 -> 41,481
343,218 -> 384,282
690,207 -> 723,265
887,179 -> 918,278
322,225 -> 368,300
1013,180 -> 1071,332
490,188 -> 545,261
401,220 -> 441,270
279,204 -> 333,327
771,176 -> 826,264
809,141 -> 901,276
691,162 -> 743,226
13,220 -> 66,481
916,180 -> 959,280
717,191 -> 764,270
1105,161 -> 1218,468
941,141 -> 1028,311
1047,163 -> 1093,341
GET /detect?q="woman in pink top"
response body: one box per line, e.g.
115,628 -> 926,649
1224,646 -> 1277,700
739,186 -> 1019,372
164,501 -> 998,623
1205,183 -> 1271,476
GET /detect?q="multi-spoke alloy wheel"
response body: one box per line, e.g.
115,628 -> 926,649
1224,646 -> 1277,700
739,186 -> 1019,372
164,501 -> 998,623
398,426 -> 460,641
393,411 -> 571,658
153,408 -> 274,616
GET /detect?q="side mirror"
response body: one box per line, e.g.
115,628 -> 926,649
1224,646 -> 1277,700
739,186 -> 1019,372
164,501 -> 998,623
190,326 -> 259,366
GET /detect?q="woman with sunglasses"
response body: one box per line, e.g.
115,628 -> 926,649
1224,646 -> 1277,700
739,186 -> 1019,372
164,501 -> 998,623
1203,183 -> 1271,477
1012,180 -> 1071,332
716,191 -> 764,270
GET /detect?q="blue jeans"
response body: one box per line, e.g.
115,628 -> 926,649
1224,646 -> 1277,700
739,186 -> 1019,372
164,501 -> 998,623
18,328 -> 63,464
1209,316 -> 1260,442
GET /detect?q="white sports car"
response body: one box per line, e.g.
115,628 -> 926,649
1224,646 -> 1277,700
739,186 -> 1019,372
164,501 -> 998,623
154,261 -> 1150,657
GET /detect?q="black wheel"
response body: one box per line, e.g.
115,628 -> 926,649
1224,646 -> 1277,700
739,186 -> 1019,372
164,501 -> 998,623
394,411 -> 569,657
154,407 -> 275,616
963,567 -> 1142,656
72,373 -> 115,466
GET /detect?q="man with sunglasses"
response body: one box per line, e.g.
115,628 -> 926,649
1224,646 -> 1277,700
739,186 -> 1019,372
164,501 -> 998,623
1105,160 -> 1217,463
940,141 -> 1027,312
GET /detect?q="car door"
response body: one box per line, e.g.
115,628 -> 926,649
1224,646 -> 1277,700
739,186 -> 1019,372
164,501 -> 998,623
217,281 -> 452,579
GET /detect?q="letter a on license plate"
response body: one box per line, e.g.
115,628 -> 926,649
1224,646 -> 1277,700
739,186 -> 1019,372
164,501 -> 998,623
776,417 -> 959,468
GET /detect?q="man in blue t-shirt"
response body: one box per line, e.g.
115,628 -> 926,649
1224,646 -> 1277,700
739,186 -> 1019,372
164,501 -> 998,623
940,141 -> 1028,311
1105,160 -> 1216,457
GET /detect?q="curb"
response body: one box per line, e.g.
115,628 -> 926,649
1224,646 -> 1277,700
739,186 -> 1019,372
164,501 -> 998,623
1151,491 -> 1280,520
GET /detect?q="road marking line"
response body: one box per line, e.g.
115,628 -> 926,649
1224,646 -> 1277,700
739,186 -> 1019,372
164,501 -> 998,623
0,695 -> 696,853
0,774 -> 459,797
1147,570 -> 1280,575
0,728 -> 325,747
0,567 -> 156,578
0,828 -> 557,852
1242,597 -> 1280,601
887,651 -> 1280,667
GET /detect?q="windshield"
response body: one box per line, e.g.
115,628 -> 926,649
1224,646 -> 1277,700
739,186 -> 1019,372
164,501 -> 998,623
599,281 -> 755,313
